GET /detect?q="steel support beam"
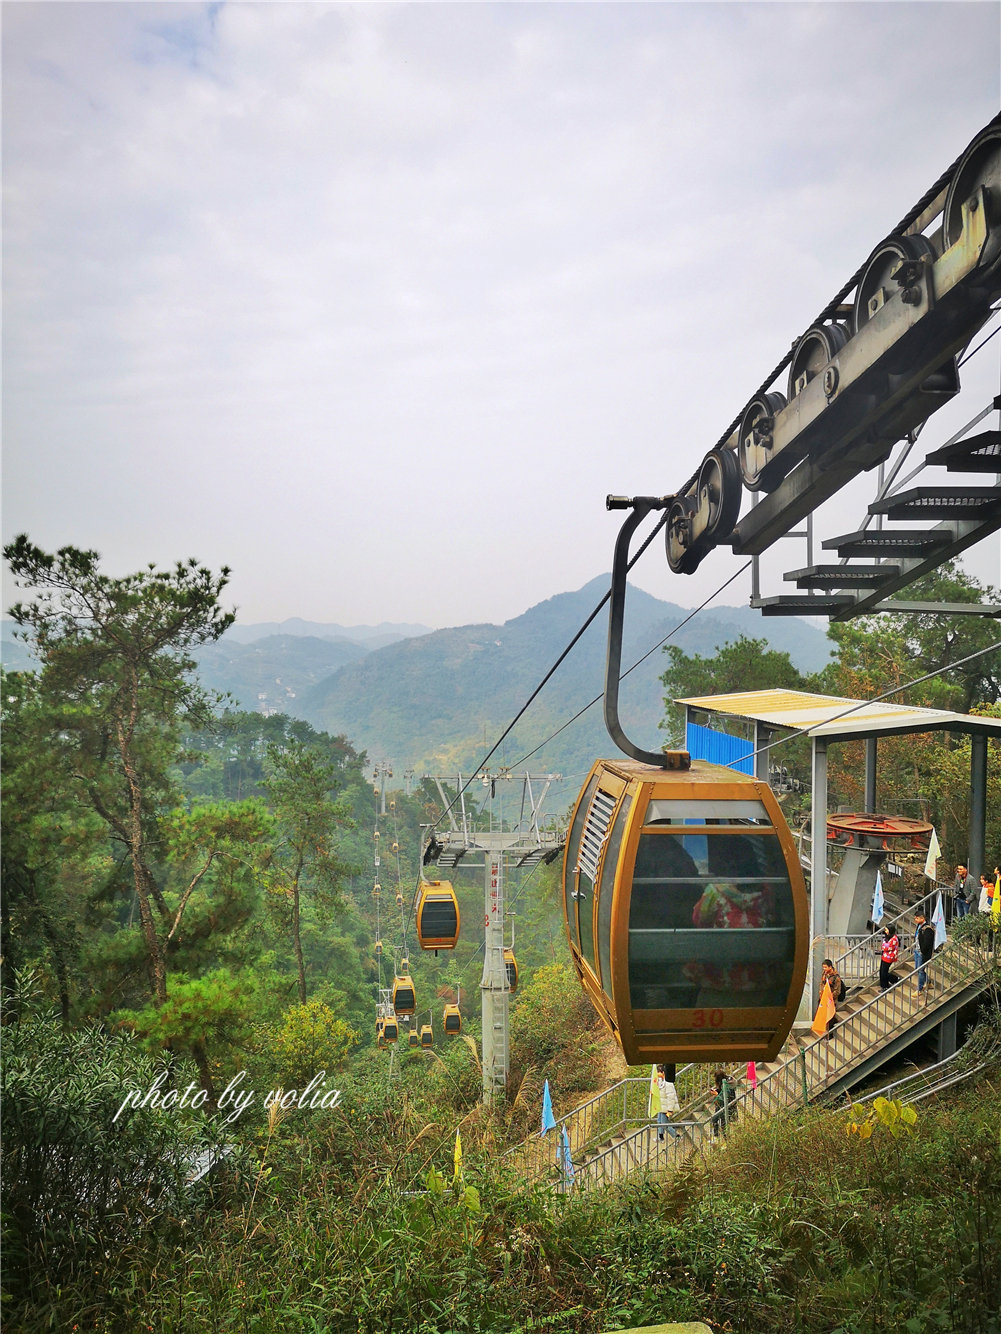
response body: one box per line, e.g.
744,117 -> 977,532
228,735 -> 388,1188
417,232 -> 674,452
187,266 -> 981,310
865,738 -> 877,815
754,721 -> 771,782
809,738 -> 829,1019
969,733 -> 988,883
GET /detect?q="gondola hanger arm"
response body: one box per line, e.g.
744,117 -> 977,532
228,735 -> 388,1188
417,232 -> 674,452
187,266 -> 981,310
604,495 -> 691,771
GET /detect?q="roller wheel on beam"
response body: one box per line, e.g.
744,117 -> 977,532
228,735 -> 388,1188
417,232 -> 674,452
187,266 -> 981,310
665,495 -> 698,574
943,122 -> 1001,271
696,447 -> 742,544
738,391 -> 787,491
787,322 -> 851,400
853,233 -> 935,333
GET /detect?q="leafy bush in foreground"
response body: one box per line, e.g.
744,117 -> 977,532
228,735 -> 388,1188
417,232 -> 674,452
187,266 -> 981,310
1,997 -> 225,1301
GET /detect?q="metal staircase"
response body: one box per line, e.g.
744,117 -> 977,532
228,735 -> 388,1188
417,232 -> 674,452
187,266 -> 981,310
517,903 -> 995,1192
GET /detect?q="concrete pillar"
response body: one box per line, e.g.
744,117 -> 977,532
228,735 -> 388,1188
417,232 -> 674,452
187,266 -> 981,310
935,1011 -> 958,1063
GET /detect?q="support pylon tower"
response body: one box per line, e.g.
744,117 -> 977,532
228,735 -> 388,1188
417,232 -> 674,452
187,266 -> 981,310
373,762 -> 393,816
423,770 -> 565,1105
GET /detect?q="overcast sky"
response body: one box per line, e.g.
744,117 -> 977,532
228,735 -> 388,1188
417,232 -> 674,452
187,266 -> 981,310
3,1 -> 999,632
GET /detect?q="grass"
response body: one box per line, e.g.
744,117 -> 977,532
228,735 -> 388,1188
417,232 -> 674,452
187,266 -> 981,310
5,1052 -> 1000,1334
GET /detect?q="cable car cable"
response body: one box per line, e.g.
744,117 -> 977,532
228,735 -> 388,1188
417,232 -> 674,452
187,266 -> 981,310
957,313 -> 1000,368
508,559 -> 753,768
423,508 -> 671,841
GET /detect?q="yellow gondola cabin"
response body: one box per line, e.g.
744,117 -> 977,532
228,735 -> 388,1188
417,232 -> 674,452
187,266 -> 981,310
416,881 -> 460,952
420,1024 -> 434,1049
503,948 -> 518,994
382,1017 -> 399,1043
562,757 -> 808,1065
392,974 -> 416,1016
443,1003 -> 462,1035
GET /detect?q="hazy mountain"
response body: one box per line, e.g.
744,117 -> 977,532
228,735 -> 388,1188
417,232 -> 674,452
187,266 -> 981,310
298,577 -> 831,802
0,622 -> 36,673
192,634 -> 367,713
223,618 -> 432,648
2,586 -> 831,811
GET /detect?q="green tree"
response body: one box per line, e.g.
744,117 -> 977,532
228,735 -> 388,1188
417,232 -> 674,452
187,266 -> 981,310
817,561 -> 1001,712
0,669 -> 107,1022
4,537 -> 235,1006
814,563 -> 1001,854
112,969 -> 251,1108
659,634 -> 810,745
261,738 -> 356,1002
266,999 -> 358,1087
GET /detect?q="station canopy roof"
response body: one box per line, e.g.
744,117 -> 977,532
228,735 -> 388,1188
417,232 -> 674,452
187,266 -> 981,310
676,688 -> 1001,742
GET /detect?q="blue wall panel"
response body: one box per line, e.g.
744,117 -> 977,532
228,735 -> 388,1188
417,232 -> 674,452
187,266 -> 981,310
686,720 -> 754,775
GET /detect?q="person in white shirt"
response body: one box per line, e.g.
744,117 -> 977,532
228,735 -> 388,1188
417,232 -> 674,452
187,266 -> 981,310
656,1065 -> 680,1141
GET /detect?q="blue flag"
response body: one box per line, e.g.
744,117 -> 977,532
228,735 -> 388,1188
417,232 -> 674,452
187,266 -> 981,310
871,870 -> 884,925
541,1078 -> 556,1134
932,891 -> 947,948
559,1123 -> 574,1184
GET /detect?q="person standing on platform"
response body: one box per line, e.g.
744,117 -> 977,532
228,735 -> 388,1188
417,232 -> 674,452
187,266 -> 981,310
978,874 -> 993,914
879,925 -> 899,991
913,912 -> 935,996
952,865 -> 972,921
656,1065 -> 680,1141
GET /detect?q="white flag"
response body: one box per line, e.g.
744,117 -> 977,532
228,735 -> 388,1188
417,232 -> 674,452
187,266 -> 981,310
924,827 -> 942,880
932,891 -> 947,948
871,870 -> 884,925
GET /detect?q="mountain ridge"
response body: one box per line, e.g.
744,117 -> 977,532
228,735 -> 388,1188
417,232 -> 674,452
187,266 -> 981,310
297,578 -> 831,791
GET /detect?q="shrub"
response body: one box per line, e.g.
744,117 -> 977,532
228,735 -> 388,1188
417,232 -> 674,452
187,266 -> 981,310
1,997 -> 220,1300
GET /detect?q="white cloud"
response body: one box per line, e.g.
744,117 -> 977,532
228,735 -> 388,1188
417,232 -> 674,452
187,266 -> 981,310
3,2 -> 999,626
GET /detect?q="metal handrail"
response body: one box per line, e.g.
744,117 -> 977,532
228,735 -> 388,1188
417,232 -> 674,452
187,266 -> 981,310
829,885 -> 946,982
562,931 -> 991,1192
851,1045 -> 993,1107
745,932 -> 989,1118
512,1061 -> 718,1180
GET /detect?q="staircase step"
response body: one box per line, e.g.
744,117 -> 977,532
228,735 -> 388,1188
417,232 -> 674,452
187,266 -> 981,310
823,527 -> 953,558
925,429 -> 1001,472
868,485 -> 1001,520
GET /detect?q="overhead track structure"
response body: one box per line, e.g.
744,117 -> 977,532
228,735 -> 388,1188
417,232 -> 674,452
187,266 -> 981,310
422,769 -> 565,1104
656,116 -> 1001,618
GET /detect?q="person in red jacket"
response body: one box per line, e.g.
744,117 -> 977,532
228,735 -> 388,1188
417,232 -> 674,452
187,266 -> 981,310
879,925 -> 899,991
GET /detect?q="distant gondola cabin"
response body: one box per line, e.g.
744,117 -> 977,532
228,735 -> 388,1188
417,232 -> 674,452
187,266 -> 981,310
382,1017 -> 399,1043
420,1024 -> 434,1049
503,948 -> 518,993
374,939 -> 383,957
416,881 -> 460,952
393,974 -> 416,1016
562,757 -> 808,1065
443,1004 -> 462,1035
408,1030 -> 420,1049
